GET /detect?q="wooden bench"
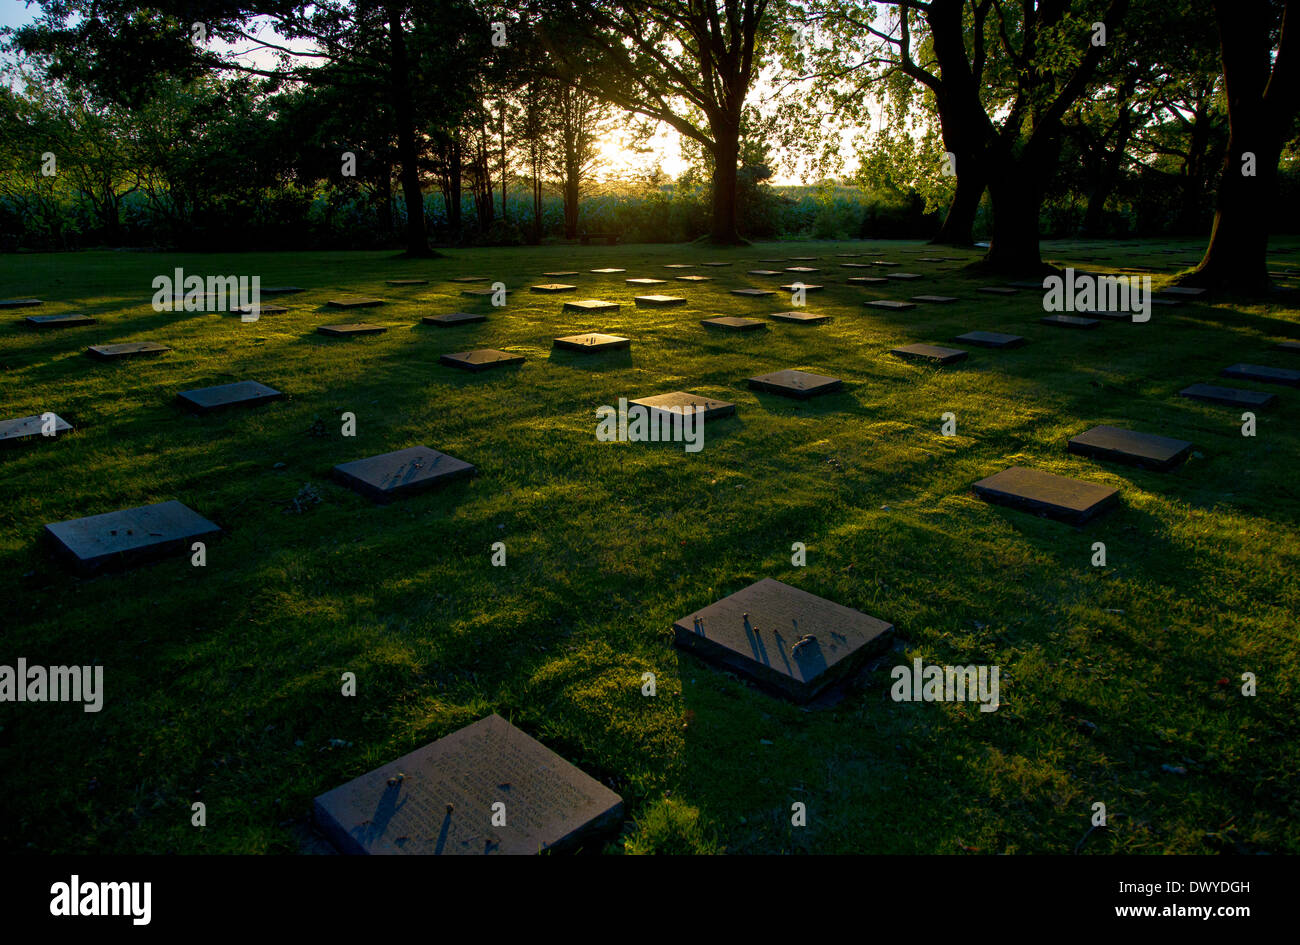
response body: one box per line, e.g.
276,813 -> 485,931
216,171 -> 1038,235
580,232 -> 621,246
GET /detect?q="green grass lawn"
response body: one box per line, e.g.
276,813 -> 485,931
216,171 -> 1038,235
2,238 -> 1298,854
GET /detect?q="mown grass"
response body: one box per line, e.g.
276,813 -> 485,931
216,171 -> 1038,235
1,238 -> 1297,854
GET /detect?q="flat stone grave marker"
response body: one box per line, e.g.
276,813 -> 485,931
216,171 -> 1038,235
386,279 -> 428,286
847,276 -> 889,286
748,368 -> 842,399
785,267 -> 820,274
891,343 -> 968,365
866,299 -> 916,311
910,295 -> 958,304
1,413 -> 72,445
663,264 -> 695,269
1178,383 -> 1277,408
235,304 -> 289,316
675,275 -> 711,282
630,391 -> 737,422
1220,363 -> 1300,387
87,342 -> 171,360
872,261 -> 899,267
840,262 -> 872,269
1083,310 -> 1132,321
327,296 -> 386,309
590,268 -> 626,274
835,253 -> 862,257
563,299 -> 620,313
672,577 -> 894,703
1156,286 -> 1207,299
176,381 -> 284,414
0,299 -> 42,309
625,278 -> 667,286
955,330 -> 1026,349
332,445 -> 475,502
1067,425 -> 1193,471
25,313 -> 96,329
261,286 -> 304,295
450,276 -> 490,283
553,333 -> 630,353
440,349 -> 525,372
702,316 -> 766,332
317,323 -> 387,337
543,271 -> 580,277
747,269 -> 782,276
312,713 -> 623,855
701,262 -> 733,267
1040,314 -> 1100,329
423,312 -> 485,326
978,287 -> 1017,295
917,257 -> 946,262
461,287 -> 505,298
770,311 -> 828,324
759,258 -> 786,264
973,466 -> 1119,525
787,256 -> 818,262
46,500 -> 221,575
886,272 -> 924,281
780,283 -> 823,293
1273,340 -> 1300,353
531,284 -> 577,293
634,295 -> 686,307
731,288 -> 774,298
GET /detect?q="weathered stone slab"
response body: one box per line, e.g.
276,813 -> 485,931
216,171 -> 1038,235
625,278 -> 667,286
702,316 -> 766,332
731,288 -> 774,298
25,313 -> 96,329
891,343 -> 968,365
450,276 -> 489,283
176,381 -> 283,413
872,261 -> 899,267
1040,314 -> 1100,329
955,330 -> 1026,349
235,304 -> 289,316
978,287 -> 1017,296
847,276 -> 889,285
785,267 -> 820,274
543,271 -> 580,277
312,713 -> 623,855
1178,383 -> 1277,408
332,445 -> 475,501
0,299 -> 42,309
327,296 -> 387,308
840,262 -> 872,268
700,261 -> 733,267
563,299 -> 620,313
439,349 -> 524,372
787,256 -> 818,262
633,295 -> 686,307
675,275 -> 711,282
1085,310 -> 1133,321
589,268 -> 626,274
779,284 -> 823,294
866,299 -> 916,311
910,295 -> 958,303
45,500 -> 221,574
973,466 -> 1119,525
423,312 -> 486,326
386,279 -> 428,286
461,287 -> 505,298
1220,363 -> 1300,387
770,311 -> 828,324
1156,286 -> 1207,299
747,269 -> 782,277
553,333 -> 630,353
748,369 -> 842,399
531,284 -> 577,293
1274,340 -> 1300,353
663,264 -> 696,270
87,342 -> 171,360
1067,425 -> 1193,471
0,413 -> 72,445
886,272 -> 923,281
317,324 -> 387,337
672,578 -> 894,703
629,391 -> 736,422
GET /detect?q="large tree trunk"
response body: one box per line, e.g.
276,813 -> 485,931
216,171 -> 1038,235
448,138 -> 462,237
563,170 -> 579,239
387,3 -> 438,257
708,118 -> 742,244
1184,0 -> 1299,293
932,161 -> 984,245
984,160 -> 1050,275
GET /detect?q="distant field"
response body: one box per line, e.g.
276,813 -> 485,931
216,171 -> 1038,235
2,238 -> 1298,854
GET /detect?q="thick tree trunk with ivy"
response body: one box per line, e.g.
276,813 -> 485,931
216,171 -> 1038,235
1183,0 -> 1299,294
